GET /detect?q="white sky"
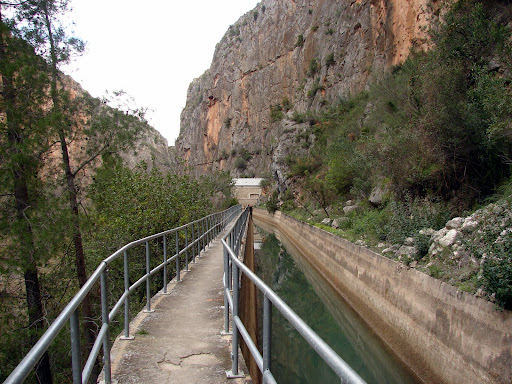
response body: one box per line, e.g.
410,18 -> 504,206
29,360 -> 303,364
63,0 -> 260,145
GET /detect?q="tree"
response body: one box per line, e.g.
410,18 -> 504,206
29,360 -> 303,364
12,0 -> 145,379
0,11 -> 53,383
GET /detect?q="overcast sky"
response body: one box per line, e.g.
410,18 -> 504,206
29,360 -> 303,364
63,0 -> 260,145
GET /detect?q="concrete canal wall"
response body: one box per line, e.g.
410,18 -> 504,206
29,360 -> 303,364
253,209 -> 512,384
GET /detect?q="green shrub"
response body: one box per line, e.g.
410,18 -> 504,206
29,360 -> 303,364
292,111 -> 306,123
282,97 -> 292,112
307,79 -> 324,98
348,207 -> 391,242
484,254 -> 512,310
266,191 -> 280,214
270,104 -> 284,121
385,196 -> 449,245
295,34 -> 304,48
429,265 -> 445,279
307,59 -> 319,77
325,52 -> 335,68
234,157 -> 248,170
239,147 -> 252,162
260,177 -> 272,189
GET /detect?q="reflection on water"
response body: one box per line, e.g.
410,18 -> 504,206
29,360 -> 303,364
255,229 -> 419,384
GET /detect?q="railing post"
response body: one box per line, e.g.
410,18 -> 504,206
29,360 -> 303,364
201,218 -> 205,251
144,241 -> 154,313
191,223 -> 196,263
231,262 -> 240,376
122,250 -> 133,339
223,243 -> 230,335
175,230 -> 181,282
163,235 -> 168,293
208,216 -> 212,244
70,309 -> 82,384
184,225 -> 190,272
196,221 -> 201,257
228,233 -> 233,291
263,294 -> 272,375
101,270 -> 112,384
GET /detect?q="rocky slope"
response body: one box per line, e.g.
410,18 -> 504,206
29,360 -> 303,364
176,0 -> 433,180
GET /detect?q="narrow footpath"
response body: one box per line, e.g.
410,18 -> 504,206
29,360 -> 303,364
104,230 -> 252,384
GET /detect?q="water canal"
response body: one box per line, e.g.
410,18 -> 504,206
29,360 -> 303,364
254,228 -> 419,384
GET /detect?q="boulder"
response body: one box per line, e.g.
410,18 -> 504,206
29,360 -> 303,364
446,217 -> 464,230
382,245 -> 399,256
321,218 -> 332,226
404,237 -> 415,246
331,217 -> 349,229
369,185 -> 385,206
461,217 -> 479,232
343,205 -> 358,215
438,229 -> 459,247
396,245 -> 419,259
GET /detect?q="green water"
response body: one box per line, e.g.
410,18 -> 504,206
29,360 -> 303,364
254,231 -> 419,384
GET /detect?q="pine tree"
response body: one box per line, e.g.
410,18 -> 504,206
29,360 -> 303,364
0,11 -> 53,383
10,1 -> 146,380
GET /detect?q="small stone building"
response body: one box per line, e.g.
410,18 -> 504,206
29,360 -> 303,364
233,178 -> 264,207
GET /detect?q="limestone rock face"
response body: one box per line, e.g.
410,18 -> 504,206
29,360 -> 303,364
121,128 -> 173,171
176,0 -> 432,180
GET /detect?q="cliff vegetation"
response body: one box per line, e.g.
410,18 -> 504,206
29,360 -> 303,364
265,0 -> 512,309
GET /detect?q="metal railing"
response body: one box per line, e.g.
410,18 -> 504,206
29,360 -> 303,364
5,205 -> 241,384
221,208 -> 367,384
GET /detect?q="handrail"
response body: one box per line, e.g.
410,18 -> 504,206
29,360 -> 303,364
222,208 -> 367,384
5,205 -> 242,384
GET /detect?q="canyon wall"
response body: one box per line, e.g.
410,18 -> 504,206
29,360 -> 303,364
176,0 -> 432,178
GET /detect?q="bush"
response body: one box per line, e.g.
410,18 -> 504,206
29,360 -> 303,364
281,97 -> 292,112
325,52 -> 335,68
234,157 -> 248,170
307,59 -> 319,77
295,34 -> 304,48
484,252 -> 512,310
292,111 -> 306,123
260,177 -> 272,189
385,195 -> 449,245
239,147 -> 252,162
307,79 -> 324,98
464,200 -> 512,309
266,191 -> 280,214
270,104 -> 284,121
220,150 -> 229,160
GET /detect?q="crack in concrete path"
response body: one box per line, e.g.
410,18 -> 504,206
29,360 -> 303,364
157,352 -> 217,371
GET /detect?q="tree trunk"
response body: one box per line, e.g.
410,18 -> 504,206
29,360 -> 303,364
43,6 -> 99,379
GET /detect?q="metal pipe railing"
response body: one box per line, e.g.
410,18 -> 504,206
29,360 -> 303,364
222,208 -> 367,384
5,205 -> 241,384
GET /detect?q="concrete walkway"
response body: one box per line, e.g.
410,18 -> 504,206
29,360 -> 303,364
104,231 -> 252,384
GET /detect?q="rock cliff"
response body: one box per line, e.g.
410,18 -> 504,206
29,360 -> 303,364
176,0 -> 433,180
